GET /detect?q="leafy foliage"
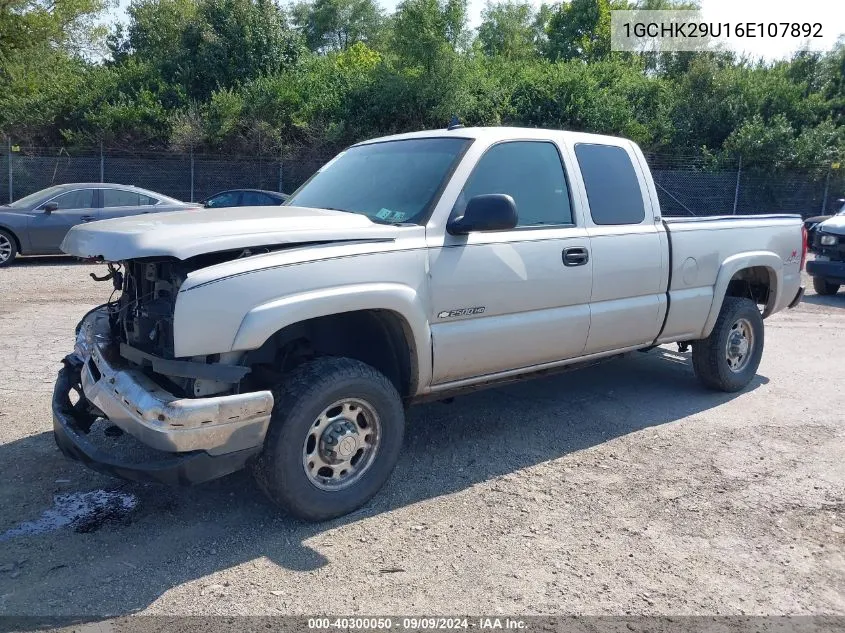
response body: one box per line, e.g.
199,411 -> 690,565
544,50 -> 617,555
0,0 -> 842,170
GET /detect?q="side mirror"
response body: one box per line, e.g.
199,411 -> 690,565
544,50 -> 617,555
447,194 -> 518,235
43,202 -> 58,214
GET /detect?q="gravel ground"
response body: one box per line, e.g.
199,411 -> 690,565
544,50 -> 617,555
0,256 -> 843,619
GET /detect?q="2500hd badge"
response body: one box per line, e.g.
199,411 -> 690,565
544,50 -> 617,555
437,307 -> 486,319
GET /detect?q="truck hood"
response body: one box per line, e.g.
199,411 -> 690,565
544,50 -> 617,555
818,214 -> 845,235
60,206 -> 400,260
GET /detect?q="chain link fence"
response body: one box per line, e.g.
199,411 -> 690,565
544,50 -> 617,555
0,147 -> 333,204
1,146 -> 843,217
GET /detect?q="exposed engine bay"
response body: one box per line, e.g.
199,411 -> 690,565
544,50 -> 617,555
89,249 -> 270,397
115,259 -> 183,358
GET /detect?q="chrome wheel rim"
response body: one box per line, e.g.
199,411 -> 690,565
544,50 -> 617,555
726,317 -> 754,373
302,398 -> 381,491
0,235 -> 11,263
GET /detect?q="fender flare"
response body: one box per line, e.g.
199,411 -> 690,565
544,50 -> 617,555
230,282 -> 432,392
701,251 -> 782,338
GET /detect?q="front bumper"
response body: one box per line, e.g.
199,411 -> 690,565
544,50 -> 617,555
53,357 -> 262,485
807,259 -> 845,283
52,308 -> 274,485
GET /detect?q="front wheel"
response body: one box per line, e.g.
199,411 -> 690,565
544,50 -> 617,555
0,230 -> 17,267
252,357 -> 405,521
812,276 -> 840,296
692,297 -> 764,392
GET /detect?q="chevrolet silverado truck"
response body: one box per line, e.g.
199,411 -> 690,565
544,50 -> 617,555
807,211 -> 845,296
53,127 -> 806,521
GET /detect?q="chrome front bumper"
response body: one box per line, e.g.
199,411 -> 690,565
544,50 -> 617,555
74,309 -> 273,456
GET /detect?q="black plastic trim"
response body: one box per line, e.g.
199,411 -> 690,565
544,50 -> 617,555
119,343 -> 250,383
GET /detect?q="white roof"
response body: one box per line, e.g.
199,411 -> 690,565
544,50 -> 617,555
355,126 -> 632,147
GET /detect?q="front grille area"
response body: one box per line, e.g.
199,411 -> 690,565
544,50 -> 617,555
116,260 -> 185,359
813,232 -> 845,262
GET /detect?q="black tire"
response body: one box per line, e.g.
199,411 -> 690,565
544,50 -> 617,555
252,357 -> 405,521
0,229 -> 17,267
812,276 -> 840,296
692,297 -> 764,393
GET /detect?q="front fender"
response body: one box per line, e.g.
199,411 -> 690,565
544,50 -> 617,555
0,213 -> 30,253
231,283 -> 432,391
701,251 -> 782,338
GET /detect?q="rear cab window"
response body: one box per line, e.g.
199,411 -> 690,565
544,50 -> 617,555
574,143 -> 645,226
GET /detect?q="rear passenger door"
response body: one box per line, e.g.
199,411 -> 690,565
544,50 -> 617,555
428,140 -> 593,384
573,142 -> 667,354
101,188 -> 159,219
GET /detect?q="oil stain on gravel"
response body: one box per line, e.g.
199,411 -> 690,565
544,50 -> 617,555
0,490 -> 138,540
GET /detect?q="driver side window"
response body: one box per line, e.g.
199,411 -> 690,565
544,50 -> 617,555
48,189 -> 94,210
454,141 -> 573,227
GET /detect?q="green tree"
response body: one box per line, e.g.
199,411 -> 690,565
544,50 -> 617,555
545,0 -> 628,62
292,0 -> 383,52
476,1 -> 539,60
0,0 -> 109,63
392,0 -> 468,69
123,0 -> 303,100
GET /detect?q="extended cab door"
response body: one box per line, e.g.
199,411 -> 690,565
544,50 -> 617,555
28,188 -> 98,253
427,139 -> 593,384
570,140 -> 668,354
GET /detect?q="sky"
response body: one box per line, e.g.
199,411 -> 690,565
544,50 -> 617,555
110,0 -> 844,62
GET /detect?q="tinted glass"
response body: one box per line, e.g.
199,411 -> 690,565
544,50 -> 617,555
456,141 -> 572,226
103,189 -> 142,207
51,189 -> 94,210
575,143 -> 645,225
286,138 -> 470,225
206,192 -> 241,208
242,191 -> 278,206
139,194 -> 158,206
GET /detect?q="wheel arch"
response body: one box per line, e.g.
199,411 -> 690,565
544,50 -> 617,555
702,252 -> 782,338
233,284 -> 431,397
0,224 -> 22,253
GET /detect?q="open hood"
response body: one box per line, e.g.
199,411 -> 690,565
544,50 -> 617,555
818,213 -> 845,236
60,206 -> 400,261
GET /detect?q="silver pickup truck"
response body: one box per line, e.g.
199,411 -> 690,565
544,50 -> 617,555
54,127 -> 806,520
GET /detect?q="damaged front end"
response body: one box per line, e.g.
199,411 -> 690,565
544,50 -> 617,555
53,258 -> 274,485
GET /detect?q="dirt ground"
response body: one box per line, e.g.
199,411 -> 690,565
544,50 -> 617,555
0,256 -> 843,619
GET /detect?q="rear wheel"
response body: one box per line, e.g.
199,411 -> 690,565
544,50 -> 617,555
252,357 -> 405,521
692,297 -> 764,392
812,276 -> 840,296
0,230 -> 17,267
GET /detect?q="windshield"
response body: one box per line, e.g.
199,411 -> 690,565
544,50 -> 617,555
285,138 -> 471,225
6,185 -> 66,208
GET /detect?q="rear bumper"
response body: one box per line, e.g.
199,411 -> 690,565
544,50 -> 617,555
53,356 -> 261,485
807,259 -> 845,283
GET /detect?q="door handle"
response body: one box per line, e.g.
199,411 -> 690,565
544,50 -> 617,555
81,215 -> 97,222
562,246 -> 589,267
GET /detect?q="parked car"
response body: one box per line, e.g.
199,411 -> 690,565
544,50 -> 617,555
203,189 -> 287,208
807,212 -> 845,295
0,183 -> 198,266
804,198 -> 845,247
55,127 -> 805,521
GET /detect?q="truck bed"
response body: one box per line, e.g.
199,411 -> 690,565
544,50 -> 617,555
658,213 -> 804,344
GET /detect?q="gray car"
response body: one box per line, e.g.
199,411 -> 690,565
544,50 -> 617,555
0,183 -> 198,266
